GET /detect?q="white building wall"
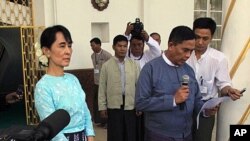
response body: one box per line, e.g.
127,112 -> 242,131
143,0 -> 194,45
217,0 -> 250,140
33,0 -> 194,69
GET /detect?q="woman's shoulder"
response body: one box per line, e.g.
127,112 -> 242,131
36,74 -> 49,86
64,73 -> 79,81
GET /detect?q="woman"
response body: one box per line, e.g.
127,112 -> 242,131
34,25 -> 94,141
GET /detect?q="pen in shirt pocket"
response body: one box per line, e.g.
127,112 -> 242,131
200,76 -> 203,86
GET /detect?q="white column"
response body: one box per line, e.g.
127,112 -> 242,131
217,0 -> 250,141
33,0 -> 57,26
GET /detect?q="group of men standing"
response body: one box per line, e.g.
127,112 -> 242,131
90,17 -> 242,141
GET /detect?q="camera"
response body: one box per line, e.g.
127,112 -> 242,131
131,18 -> 144,37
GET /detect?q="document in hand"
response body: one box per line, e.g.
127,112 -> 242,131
196,96 -> 232,129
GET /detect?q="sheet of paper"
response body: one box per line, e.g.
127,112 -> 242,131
196,96 -> 232,129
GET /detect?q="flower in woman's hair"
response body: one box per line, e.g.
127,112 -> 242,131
38,55 -> 49,66
35,48 -> 43,57
34,42 -> 48,67
34,42 -> 41,50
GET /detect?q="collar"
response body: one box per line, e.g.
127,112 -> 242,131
162,53 -> 179,67
129,51 -> 143,60
201,46 -> 210,57
96,49 -> 103,55
114,56 -> 126,64
199,46 -> 210,60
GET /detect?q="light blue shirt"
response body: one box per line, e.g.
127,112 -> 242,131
35,73 -> 94,141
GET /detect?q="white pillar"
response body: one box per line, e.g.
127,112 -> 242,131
217,0 -> 250,141
33,0 -> 57,26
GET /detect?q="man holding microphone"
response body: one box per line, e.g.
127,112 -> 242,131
135,26 -> 220,141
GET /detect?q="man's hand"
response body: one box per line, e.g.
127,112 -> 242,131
141,30 -> 149,42
228,87 -> 243,100
222,86 -> 243,101
136,111 -> 142,116
204,105 -> 219,117
5,92 -> 21,104
125,22 -> 133,36
174,86 -> 189,104
100,110 -> 108,119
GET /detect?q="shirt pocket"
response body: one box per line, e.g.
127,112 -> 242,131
153,79 -> 180,97
202,78 -> 214,95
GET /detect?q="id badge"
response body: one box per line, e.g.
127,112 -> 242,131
94,69 -> 99,74
200,86 -> 208,94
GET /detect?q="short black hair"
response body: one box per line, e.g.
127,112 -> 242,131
150,32 -> 161,38
40,25 -> 72,49
193,17 -> 217,36
168,26 -> 195,44
90,37 -> 101,45
130,35 -> 145,43
113,35 -> 128,46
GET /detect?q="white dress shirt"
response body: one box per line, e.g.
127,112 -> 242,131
186,47 -> 232,100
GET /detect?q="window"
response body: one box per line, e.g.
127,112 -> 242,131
194,0 -> 223,50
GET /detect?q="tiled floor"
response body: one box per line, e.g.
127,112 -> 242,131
93,123 -> 216,141
94,124 -> 107,141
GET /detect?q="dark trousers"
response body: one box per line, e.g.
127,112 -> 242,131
136,114 -> 144,141
107,108 -> 136,141
193,115 -> 215,141
145,128 -> 193,141
93,84 -> 106,124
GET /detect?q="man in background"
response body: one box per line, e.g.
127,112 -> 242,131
98,35 -> 139,141
90,37 -> 112,128
125,22 -> 162,141
125,22 -> 162,69
187,17 -> 242,141
150,32 -> 163,53
150,32 -> 161,46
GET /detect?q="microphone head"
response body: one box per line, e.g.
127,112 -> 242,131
35,109 -> 70,140
182,75 -> 189,85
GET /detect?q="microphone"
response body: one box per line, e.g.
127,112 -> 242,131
1,109 -> 70,141
33,109 -> 70,141
180,75 -> 189,110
